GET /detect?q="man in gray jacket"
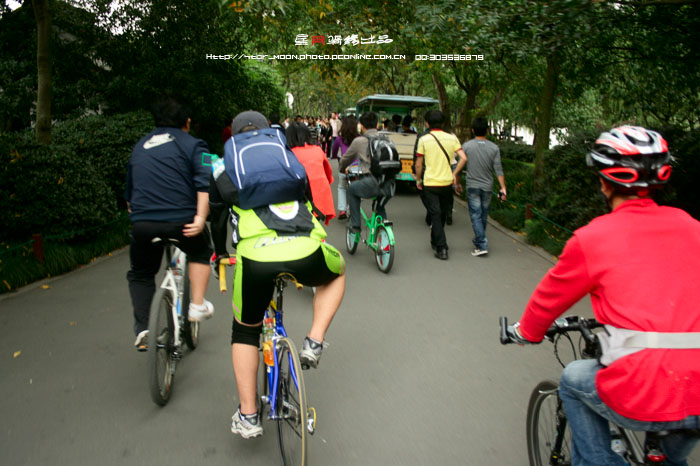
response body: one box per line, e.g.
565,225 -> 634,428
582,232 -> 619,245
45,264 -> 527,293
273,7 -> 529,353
462,117 -> 507,256
339,111 -> 388,232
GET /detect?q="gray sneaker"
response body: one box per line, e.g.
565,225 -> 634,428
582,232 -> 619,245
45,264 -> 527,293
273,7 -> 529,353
299,337 -> 323,370
231,409 -> 263,439
471,248 -> 488,257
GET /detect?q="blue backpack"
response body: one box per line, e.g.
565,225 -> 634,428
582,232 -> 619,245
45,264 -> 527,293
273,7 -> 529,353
220,128 -> 307,210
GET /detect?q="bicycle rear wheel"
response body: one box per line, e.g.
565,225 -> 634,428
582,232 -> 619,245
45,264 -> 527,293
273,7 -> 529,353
148,287 -> 175,406
181,257 -> 199,350
345,227 -> 359,255
275,338 -> 309,466
527,380 -> 572,466
374,225 -> 394,273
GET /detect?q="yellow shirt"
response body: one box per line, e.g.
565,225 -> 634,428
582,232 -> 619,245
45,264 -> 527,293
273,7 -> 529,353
416,130 -> 462,187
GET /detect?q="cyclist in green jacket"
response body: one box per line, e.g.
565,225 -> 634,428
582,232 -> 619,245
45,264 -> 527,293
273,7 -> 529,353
209,111 -> 346,439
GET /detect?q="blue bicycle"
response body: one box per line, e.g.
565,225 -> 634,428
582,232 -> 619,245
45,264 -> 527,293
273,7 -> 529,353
220,261 -> 314,466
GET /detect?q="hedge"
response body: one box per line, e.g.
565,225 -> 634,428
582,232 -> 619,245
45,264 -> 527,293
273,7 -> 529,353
0,111 -> 152,242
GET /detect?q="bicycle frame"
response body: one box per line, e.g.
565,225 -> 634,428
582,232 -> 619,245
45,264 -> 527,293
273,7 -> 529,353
263,280 -> 302,420
359,208 -> 395,251
159,246 -> 185,349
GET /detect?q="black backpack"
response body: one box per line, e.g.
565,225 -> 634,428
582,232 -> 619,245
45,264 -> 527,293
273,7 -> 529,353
367,134 -> 401,181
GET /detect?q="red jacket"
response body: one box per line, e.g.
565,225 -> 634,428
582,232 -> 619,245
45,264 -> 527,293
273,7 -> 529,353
519,199 -> 700,422
291,144 -> 335,224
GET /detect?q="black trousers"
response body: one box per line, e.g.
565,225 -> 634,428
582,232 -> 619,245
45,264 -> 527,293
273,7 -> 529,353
423,186 -> 453,251
126,221 -> 212,335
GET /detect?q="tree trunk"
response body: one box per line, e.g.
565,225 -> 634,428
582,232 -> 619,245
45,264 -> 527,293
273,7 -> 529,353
431,71 -> 451,130
533,52 -> 560,195
33,0 -> 52,144
457,91 -> 477,141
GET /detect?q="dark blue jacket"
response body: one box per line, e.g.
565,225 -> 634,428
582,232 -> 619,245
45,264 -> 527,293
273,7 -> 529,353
125,128 -> 210,223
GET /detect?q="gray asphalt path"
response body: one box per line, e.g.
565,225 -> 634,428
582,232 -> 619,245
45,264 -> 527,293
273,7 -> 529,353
2,165 -> 698,466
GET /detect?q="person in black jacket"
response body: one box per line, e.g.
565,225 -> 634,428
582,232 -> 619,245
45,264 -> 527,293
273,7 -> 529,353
125,96 -> 214,351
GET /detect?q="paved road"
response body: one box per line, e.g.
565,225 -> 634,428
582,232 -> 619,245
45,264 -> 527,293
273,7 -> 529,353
2,168 -> 698,466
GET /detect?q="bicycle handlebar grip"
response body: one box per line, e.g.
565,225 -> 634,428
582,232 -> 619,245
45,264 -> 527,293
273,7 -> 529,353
499,317 -> 511,345
218,257 -> 237,293
219,262 -> 227,293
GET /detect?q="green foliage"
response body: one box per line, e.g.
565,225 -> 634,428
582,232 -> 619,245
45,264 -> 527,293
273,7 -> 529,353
498,141 -> 535,163
0,1 -> 113,131
539,129 -> 607,232
655,127 -> 700,221
0,111 -> 151,242
523,219 -> 565,257
50,111 -> 153,208
489,159 -> 535,232
0,217 -> 130,294
1,141 -> 116,241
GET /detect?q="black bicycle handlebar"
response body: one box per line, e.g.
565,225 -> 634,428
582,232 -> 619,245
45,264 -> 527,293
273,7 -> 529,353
499,317 -> 513,345
499,315 -> 604,348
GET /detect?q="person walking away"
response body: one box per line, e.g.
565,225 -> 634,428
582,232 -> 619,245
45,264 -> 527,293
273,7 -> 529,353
414,110 -> 467,260
329,112 -> 341,157
507,126 -> 700,466
287,122 -> 336,224
125,96 -> 214,351
332,115 -> 360,220
268,112 -> 285,137
307,116 -> 319,145
209,111 -> 346,439
339,112 -> 392,233
462,117 -> 506,256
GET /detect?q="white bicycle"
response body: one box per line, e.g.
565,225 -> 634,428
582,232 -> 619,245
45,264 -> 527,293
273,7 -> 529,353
147,239 -> 199,406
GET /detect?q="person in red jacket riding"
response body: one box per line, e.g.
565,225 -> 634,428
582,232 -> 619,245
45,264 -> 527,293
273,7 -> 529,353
509,126 -> 700,466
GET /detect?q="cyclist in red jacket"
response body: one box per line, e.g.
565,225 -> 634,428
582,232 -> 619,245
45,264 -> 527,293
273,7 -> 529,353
511,126 -> 700,465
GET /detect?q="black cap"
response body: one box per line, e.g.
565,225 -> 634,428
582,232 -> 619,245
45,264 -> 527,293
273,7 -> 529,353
231,110 -> 269,134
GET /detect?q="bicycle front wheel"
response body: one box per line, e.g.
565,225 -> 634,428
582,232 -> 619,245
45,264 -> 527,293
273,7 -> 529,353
527,380 -> 572,466
148,288 -> 175,406
374,225 -> 394,273
275,338 -> 309,466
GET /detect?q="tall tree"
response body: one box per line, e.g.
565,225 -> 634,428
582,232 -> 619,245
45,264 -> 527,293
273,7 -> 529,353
32,0 -> 51,144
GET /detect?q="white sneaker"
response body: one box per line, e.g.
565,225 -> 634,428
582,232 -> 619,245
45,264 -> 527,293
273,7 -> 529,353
471,248 -> 488,257
231,409 -> 263,438
134,330 -> 149,352
188,299 -> 214,322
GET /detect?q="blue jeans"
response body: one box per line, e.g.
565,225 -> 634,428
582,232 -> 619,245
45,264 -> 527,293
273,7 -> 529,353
559,359 -> 700,466
466,188 -> 492,251
348,175 -> 386,229
337,173 -> 348,212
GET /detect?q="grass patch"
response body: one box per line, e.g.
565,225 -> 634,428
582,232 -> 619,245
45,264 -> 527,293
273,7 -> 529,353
0,217 -> 130,294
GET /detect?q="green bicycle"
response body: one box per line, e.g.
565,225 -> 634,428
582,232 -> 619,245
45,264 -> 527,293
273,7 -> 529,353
345,191 -> 396,273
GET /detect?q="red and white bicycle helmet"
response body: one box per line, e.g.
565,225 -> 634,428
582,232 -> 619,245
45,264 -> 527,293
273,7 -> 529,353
586,126 -> 672,195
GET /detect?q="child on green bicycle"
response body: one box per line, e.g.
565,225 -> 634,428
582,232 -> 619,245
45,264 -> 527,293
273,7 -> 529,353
209,111 -> 346,439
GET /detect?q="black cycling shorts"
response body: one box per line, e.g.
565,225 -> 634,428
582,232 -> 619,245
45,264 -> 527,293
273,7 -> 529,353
232,244 -> 342,326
